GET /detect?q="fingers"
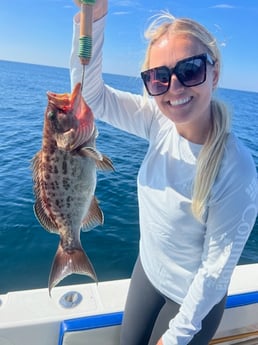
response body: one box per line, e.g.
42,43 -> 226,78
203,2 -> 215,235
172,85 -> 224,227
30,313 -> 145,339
73,0 -> 82,7
73,0 -> 108,21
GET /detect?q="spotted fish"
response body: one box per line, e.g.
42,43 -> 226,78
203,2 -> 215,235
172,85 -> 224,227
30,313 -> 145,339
32,83 -> 114,295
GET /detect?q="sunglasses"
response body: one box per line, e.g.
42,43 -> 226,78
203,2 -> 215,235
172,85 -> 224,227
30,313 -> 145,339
141,53 -> 215,96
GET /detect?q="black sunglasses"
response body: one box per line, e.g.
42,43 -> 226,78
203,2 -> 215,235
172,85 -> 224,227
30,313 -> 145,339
141,53 -> 215,96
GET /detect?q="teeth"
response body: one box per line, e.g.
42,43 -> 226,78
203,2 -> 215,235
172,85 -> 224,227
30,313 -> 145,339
169,97 -> 191,106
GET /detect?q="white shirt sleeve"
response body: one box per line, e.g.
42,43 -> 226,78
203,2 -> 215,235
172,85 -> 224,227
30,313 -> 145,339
162,138 -> 258,345
70,14 -> 158,141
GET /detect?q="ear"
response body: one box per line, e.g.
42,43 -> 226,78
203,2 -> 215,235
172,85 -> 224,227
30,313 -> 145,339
212,61 -> 219,89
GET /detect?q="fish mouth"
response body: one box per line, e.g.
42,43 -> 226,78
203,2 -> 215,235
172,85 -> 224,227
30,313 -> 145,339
48,83 -> 95,151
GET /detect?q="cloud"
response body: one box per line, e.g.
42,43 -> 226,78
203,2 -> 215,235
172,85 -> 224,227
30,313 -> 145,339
110,0 -> 143,15
210,4 -> 235,9
112,11 -> 131,15
110,0 -> 143,11
214,24 -> 223,31
110,0 -> 138,7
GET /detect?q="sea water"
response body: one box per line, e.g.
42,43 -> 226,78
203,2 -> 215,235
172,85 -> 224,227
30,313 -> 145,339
0,60 -> 257,293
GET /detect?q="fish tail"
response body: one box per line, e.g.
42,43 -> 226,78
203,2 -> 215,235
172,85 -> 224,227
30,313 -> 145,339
48,242 -> 97,296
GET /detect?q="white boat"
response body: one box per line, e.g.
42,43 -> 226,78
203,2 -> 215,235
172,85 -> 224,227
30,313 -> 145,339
1,263 -> 258,345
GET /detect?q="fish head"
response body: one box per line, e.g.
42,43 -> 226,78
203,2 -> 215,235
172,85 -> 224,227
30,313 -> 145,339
45,83 -> 94,151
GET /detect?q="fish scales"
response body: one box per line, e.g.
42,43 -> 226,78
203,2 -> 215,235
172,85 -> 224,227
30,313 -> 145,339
32,83 -> 114,295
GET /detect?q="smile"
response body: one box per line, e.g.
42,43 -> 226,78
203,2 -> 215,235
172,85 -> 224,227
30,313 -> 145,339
169,97 -> 192,107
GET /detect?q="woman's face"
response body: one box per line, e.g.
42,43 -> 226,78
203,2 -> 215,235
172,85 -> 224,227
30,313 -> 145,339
149,33 -> 219,144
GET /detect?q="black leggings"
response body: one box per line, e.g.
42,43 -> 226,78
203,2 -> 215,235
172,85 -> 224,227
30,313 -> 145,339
120,257 -> 226,345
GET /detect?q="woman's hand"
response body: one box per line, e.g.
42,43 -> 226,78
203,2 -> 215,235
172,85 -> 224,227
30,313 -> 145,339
73,0 -> 107,21
157,338 -> 164,345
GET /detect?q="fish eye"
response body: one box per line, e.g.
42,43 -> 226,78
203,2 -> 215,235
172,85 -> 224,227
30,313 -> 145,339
48,110 -> 56,121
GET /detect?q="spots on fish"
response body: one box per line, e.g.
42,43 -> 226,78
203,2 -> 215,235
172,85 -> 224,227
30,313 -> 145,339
44,181 -> 49,189
53,196 -> 73,211
71,165 -> 80,178
62,160 -> 68,175
43,144 -> 55,156
62,177 -> 70,191
47,165 -> 54,173
66,196 -> 72,208
47,191 -> 56,198
54,198 -> 71,210
51,181 -> 59,190
45,155 -> 51,162
45,173 -> 51,180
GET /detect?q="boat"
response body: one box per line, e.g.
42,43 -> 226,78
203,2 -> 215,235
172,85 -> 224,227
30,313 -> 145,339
0,263 -> 258,345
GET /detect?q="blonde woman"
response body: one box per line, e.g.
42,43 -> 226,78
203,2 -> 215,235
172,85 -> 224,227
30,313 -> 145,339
71,1 -> 258,344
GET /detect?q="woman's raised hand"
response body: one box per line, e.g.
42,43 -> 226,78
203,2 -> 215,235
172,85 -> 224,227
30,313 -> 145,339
73,0 -> 107,21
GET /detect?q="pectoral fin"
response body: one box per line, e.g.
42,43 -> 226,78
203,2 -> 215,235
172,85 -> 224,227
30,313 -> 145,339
96,154 -> 115,171
79,147 -> 115,171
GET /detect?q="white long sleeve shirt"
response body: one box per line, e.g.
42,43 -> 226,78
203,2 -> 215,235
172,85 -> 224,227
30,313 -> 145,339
70,15 -> 258,345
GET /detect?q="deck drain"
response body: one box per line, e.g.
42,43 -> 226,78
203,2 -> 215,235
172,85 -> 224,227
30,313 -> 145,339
59,291 -> 83,309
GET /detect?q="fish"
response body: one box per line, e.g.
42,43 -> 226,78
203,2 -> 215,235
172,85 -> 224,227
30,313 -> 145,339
32,82 -> 114,295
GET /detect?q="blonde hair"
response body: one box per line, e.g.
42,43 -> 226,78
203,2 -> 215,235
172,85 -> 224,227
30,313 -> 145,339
142,12 -> 231,221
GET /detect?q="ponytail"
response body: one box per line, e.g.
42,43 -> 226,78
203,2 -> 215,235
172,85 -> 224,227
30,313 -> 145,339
191,99 -> 231,221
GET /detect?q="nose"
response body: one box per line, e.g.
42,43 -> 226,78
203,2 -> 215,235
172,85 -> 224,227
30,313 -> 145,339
168,74 -> 185,93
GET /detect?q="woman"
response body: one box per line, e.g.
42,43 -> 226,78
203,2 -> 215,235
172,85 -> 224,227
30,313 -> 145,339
71,1 -> 258,344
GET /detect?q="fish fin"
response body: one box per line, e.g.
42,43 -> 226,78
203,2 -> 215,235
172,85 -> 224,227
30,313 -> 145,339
34,201 -> 59,234
96,154 -> 115,171
79,146 -> 102,160
31,151 -> 42,189
32,151 -> 59,234
81,196 -> 104,232
31,151 -> 41,172
79,147 -> 115,171
48,243 -> 97,296
89,126 -> 99,139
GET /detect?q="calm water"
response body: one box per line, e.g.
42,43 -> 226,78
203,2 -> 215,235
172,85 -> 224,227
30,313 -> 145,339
0,60 -> 257,294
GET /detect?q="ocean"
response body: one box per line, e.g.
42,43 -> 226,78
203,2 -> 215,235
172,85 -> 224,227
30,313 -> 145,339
0,60 -> 257,294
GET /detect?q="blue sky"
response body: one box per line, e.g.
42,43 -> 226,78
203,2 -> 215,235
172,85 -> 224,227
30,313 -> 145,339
0,0 -> 257,92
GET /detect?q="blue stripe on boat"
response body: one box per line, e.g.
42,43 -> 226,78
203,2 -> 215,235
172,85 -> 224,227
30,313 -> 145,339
58,291 -> 258,344
226,291 -> 258,308
58,311 -> 123,345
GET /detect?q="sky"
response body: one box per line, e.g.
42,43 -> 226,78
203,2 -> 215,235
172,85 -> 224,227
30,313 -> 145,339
0,0 -> 257,92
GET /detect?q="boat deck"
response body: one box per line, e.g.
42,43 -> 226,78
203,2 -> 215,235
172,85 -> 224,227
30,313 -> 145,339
0,264 -> 258,345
